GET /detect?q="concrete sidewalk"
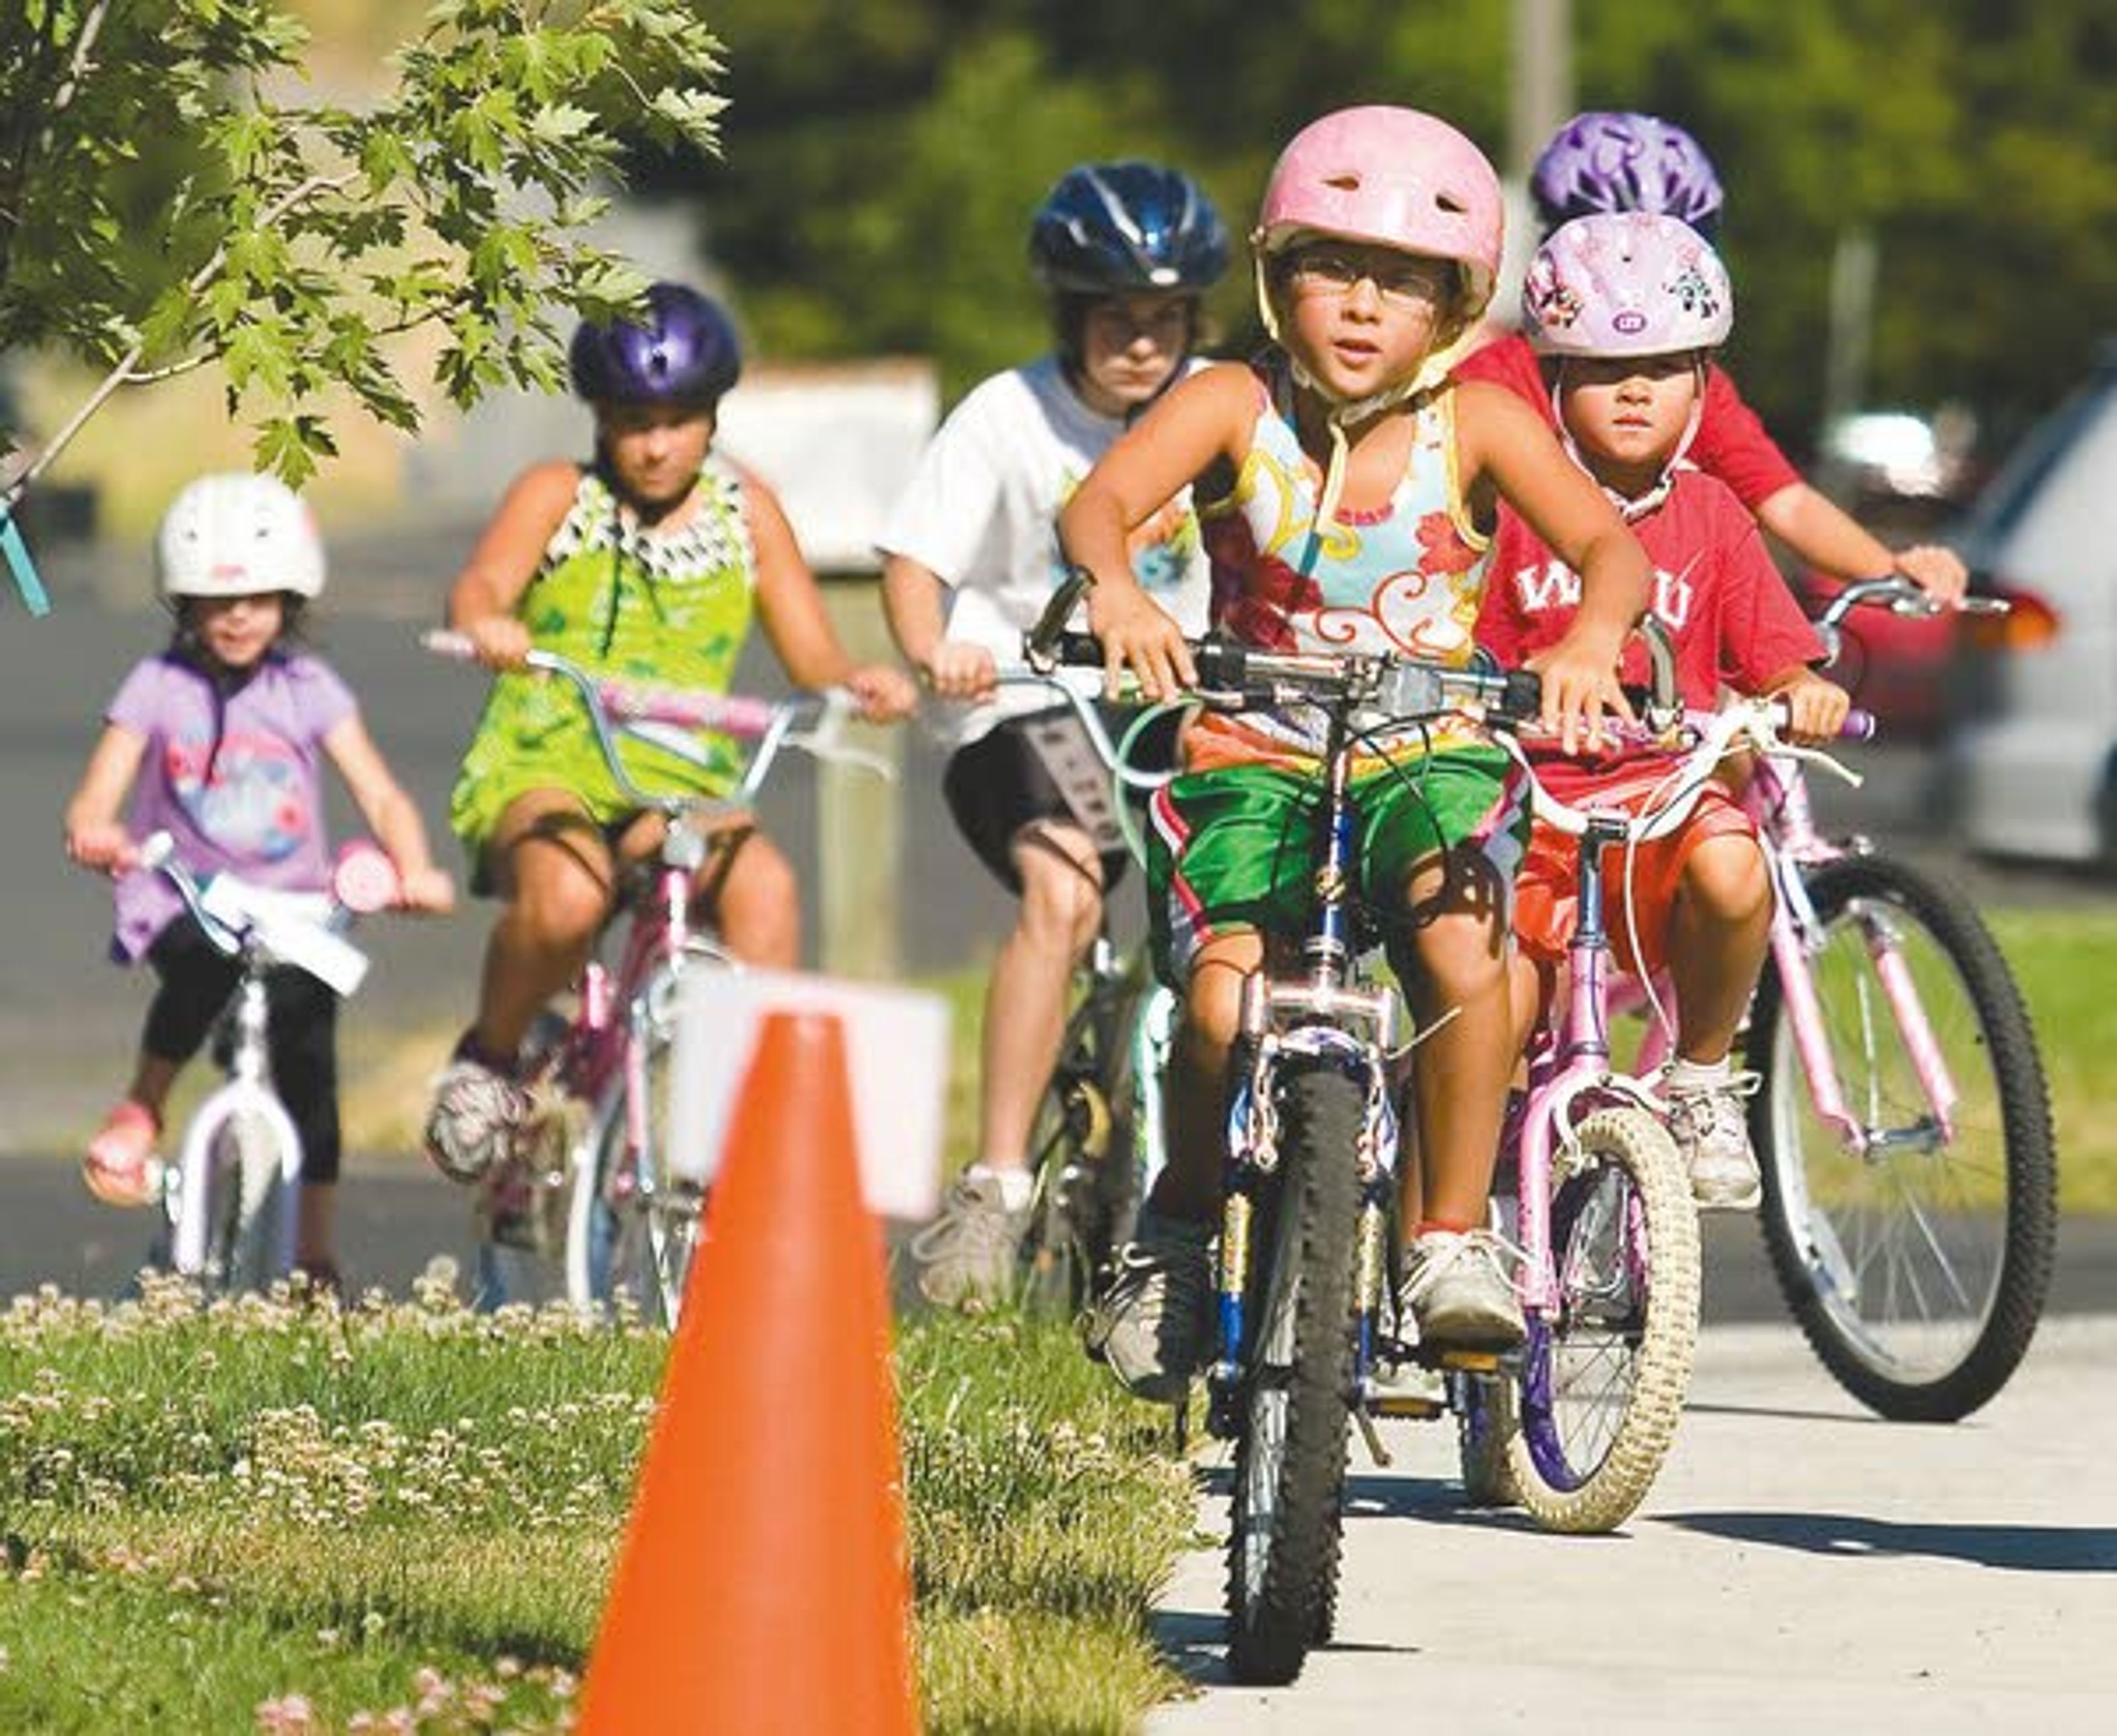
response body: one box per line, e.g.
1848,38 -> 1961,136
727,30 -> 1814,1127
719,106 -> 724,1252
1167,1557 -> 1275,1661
1149,1314 -> 2117,1733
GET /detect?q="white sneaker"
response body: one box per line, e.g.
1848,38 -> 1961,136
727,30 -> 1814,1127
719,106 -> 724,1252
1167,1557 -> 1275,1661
1665,1069 -> 1763,1211
1400,1227 -> 1525,1352
909,1172 -> 1030,1308
423,1050 -> 529,1185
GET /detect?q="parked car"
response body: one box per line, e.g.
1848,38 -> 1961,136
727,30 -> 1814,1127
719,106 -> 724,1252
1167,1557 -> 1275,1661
1938,345 -> 2117,864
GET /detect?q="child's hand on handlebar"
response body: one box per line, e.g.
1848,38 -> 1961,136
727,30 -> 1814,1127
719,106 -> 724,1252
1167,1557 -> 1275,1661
1087,581 -> 1194,702
1524,635 -> 1635,755
65,820 -> 137,877
1768,671 -> 1852,745
460,616 -> 534,671
846,663 -> 920,722
394,864 -> 457,915
919,638 -> 998,701
1894,544 -> 1969,606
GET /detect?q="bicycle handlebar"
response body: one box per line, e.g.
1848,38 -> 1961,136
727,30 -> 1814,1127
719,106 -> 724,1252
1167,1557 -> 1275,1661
1812,574 -> 2010,668
420,630 -> 891,812
133,831 -> 375,996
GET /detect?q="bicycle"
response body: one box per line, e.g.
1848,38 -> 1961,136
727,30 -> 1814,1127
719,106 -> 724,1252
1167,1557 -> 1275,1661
1728,577 -> 2056,1421
968,668 -> 1180,1316
1457,685 -> 1893,1529
425,631 -> 885,1325
130,829 -> 397,1293
1031,595 -> 1622,1684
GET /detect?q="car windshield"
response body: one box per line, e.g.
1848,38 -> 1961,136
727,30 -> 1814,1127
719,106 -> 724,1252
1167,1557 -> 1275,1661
1959,353 -> 2117,560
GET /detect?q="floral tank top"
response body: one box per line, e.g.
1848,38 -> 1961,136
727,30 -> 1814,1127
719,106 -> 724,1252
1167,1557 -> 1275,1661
1195,362 -> 1493,764
450,458 -> 758,851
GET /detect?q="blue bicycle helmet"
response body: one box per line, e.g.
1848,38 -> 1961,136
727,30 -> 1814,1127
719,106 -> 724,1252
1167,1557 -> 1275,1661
1029,162 -> 1232,294
568,282 -> 741,407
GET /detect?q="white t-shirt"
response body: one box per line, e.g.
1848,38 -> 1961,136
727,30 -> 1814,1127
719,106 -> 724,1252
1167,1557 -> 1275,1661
878,354 -> 1211,747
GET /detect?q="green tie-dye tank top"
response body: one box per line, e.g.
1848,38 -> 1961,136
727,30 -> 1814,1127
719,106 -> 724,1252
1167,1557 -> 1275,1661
450,459 -> 757,853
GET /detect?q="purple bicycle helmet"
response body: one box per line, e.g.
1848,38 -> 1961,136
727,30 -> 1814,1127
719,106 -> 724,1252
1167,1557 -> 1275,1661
1524,213 -> 1733,359
568,282 -> 740,407
1530,112 -> 1724,239
1029,162 -> 1231,294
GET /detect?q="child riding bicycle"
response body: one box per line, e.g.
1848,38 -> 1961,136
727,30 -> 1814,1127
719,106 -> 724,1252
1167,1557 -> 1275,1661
63,472 -> 455,1289
1455,110 -> 1967,604
1057,106 -> 1653,1400
1477,210 -> 1852,1211
422,281 -> 916,1187
880,161 -> 1230,1307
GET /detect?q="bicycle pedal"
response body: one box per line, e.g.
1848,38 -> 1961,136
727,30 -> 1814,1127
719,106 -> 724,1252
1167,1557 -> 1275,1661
1437,1348 -> 1507,1374
1368,1391 -> 1446,1421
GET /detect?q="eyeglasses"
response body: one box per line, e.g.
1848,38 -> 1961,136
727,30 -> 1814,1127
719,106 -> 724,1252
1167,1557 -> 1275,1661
1285,248 -> 1452,308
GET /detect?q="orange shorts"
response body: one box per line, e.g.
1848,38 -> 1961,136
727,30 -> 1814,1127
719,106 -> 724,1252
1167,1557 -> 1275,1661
1512,771 -> 1757,978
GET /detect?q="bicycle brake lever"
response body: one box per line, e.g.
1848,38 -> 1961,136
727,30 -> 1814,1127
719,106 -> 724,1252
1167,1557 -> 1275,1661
785,691 -> 898,782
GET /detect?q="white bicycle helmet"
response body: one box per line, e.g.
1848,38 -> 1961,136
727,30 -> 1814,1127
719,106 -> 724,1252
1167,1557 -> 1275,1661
157,472 -> 326,601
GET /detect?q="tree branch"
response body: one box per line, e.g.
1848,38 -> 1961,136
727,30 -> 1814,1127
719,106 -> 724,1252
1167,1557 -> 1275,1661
15,169 -> 357,493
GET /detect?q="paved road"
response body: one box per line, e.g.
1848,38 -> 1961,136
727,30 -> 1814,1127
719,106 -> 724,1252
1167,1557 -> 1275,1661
1148,1313 -> 2117,1734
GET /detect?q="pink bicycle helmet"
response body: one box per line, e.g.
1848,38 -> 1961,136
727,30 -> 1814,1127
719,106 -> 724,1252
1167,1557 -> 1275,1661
1254,106 -> 1505,318
1523,212 -> 1733,359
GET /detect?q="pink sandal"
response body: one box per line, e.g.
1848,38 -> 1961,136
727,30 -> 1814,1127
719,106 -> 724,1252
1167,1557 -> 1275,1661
83,1101 -> 161,1207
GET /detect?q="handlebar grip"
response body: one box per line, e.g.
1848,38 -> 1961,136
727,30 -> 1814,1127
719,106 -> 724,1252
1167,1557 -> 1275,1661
422,628 -> 477,661
1840,708 -> 1877,742
1499,668 -> 1542,722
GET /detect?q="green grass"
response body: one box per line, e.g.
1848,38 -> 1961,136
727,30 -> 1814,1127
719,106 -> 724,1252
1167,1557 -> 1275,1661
1990,910 -> 2117,1212
0,1281 -> 1194,1733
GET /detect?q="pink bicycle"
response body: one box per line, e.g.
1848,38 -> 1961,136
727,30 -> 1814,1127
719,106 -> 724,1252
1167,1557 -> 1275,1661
1733,578 -> 2055,1421
425,632 -> 885,1324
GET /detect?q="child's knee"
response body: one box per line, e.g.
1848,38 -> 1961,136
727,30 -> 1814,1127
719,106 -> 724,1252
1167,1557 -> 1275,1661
1684,835 -> 1769,922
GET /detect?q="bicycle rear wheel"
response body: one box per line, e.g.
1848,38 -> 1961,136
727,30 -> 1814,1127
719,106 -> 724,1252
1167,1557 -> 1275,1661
1224,1061 -> 1360,1687
1506,1106 -> 1700,1534
573,942 -> 725,1325
1747,854 -> 2056,1421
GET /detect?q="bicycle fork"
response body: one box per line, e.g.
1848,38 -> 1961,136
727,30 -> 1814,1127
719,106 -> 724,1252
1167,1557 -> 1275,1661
1770,847 -> 1959,1155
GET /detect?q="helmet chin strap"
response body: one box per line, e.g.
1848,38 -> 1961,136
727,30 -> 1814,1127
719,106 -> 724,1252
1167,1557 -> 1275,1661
1548,356 -> 1708,523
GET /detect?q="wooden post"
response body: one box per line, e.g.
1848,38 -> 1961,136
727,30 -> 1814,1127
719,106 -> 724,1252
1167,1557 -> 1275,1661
819,577 -> 902,982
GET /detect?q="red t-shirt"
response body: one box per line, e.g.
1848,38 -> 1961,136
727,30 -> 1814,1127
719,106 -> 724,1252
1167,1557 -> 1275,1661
1477,467 -> 1823,793
1453,331 -> 1801,512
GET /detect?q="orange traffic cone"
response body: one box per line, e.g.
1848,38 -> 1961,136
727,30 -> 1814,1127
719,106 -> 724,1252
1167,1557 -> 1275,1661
579,1010 -> 918,1735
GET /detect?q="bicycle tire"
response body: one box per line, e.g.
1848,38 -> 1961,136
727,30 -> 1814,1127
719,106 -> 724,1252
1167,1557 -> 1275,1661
1506,1106 -> 1700,1534
197,1106 -> 293,1294
1746,853 -> 2056,1422
1224,1061 -> 1361,1687
1017,1057 -> 1111,1317
1455,1374 -> 1520,1508
572,941 -> 725,1325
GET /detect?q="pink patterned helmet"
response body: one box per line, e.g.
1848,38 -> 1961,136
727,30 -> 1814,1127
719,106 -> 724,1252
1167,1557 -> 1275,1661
1254,106 -> 1505,317
1523,212 -> 1733,359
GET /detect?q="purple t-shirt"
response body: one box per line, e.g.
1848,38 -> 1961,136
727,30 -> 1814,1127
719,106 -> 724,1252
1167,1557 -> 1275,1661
107,650 -> 357,961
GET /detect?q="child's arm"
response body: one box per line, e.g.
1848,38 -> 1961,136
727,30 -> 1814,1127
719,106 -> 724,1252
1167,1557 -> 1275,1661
324,717 -> 455,912
1457,382 -> 1650,749
881,554 -> 994,700
746,468 -> 917,722
1058,364 -> 1252,700
1756,482 -> 1968,603
63,723 -> 148,875
1760,667 -> 1852,746
446,463 -> 580,669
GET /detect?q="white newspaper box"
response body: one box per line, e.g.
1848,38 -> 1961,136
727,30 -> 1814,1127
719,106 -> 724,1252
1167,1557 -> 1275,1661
668,968 -> 949,1223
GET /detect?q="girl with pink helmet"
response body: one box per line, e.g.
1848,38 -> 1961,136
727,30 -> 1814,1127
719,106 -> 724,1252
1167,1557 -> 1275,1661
1480,211 -> 1852,1212
1059,106 -> 1655,1398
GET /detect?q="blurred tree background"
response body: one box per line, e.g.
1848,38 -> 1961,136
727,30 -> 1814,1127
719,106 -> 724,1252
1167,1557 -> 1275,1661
654,0 -> 2113,456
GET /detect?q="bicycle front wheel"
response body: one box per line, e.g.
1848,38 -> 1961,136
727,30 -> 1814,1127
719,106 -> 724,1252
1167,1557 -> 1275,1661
179,1104 -> 295,1296
1747,854 -> 2056,1421
1507,1106 -> 1700,1534
1225,1062 -> 1360,1687
570,942 -> 726,1325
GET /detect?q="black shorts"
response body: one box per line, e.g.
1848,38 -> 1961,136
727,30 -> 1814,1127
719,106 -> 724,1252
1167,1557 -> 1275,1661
942,703 -> 1179,894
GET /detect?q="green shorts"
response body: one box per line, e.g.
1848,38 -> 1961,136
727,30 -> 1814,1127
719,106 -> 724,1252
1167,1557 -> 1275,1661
1145,744 -> 1530,984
